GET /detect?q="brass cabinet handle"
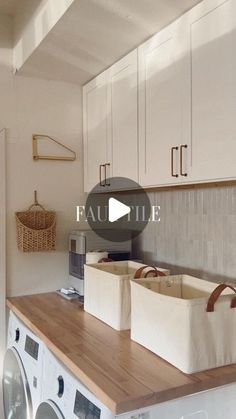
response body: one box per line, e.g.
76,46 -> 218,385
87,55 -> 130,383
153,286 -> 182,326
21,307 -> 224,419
99,164 -> 106,187
171,147 -> 179,178
180,144 -> 188,177
105,163 -> 110,186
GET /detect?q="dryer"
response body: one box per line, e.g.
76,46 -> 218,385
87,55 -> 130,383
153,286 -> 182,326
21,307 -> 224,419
3,311 -> 45,419
36,347 -> 236,419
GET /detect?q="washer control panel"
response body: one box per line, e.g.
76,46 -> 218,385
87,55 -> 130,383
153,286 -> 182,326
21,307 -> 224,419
25,335 -> 39,360
74,389 -> 101,418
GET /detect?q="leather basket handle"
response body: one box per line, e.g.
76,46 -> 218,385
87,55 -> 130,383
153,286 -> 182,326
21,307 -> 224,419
144,269 -> 164,278
98,257 -> 113,263
206,284 -> 236,312
134,265 -> 166,279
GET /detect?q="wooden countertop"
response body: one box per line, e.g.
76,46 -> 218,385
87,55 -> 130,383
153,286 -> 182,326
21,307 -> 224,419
7,293 -> 236,414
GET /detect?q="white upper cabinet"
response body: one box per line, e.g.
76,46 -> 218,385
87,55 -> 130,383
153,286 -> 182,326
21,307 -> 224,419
108,51 -> 138,183
138,20 -> 191,187
83,0 -> 236,193
83,51 -> 138,193
83,72 -> 110,193
189,0 -> 236,182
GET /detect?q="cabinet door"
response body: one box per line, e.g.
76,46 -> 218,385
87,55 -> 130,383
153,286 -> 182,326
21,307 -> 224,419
138,21 -> 190,187
108,50 -> 138,183
190,0 -> 236,181
83,73 -> 110,193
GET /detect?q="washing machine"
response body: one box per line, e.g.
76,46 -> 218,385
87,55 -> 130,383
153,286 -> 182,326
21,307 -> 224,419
36,347 -> 236,419
3,311 -> 45,419
35,347 -> 113,419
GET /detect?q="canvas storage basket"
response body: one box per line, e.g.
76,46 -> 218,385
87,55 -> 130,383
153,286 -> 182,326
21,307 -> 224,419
84,261 -> 169,331
15,200 -> 56,252
131,275 -> 236,373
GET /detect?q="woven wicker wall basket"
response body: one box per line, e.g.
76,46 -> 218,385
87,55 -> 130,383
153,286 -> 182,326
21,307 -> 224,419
15,197 -> 56,252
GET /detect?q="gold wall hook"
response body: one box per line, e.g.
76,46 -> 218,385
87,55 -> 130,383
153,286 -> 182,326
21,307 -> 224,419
32,134 -> 76,161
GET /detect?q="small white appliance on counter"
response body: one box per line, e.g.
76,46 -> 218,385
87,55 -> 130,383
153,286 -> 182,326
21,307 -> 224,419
3,312 -> 45,419
69,229 -> 131,301
35,346 -> 236,419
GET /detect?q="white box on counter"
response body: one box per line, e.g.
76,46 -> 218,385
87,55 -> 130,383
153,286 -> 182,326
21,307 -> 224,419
84,261 -> 169,331
131,275 -> 236,373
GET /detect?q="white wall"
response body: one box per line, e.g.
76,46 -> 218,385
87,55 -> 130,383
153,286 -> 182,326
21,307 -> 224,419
7,76 -> 84,297
13,0 -> 75,71
0,15 -> 85,297
0,13 -> 84,418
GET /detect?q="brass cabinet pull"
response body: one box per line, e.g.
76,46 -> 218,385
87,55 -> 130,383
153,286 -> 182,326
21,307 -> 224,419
180,144 -> 188,177
99,164 -> 106,187
171,147 -> 179,178
105,163 -> 110,186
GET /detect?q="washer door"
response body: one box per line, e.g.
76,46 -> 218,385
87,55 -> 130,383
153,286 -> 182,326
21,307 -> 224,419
3,347 -> 33,419
35,401 -> 65,419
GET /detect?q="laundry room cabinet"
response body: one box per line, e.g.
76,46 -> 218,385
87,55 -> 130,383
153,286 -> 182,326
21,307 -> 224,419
83,51 -> 138,193
83,72 -> 110,193
108,50 -> 138,183
138,0 -> 236,188
138,18 -> 191,188
83,0 -> 236,193
187,0 -> 236,182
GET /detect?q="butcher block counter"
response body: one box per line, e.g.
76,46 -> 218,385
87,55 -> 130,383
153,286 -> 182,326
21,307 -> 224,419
7,293 -> 236,415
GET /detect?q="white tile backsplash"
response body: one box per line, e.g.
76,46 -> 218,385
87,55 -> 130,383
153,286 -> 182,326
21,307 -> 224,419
134,185 -> 236,283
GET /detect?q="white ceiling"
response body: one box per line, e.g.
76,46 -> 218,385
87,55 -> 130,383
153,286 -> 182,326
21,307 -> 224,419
18,0 -> 203,85
0,0 -> 22,15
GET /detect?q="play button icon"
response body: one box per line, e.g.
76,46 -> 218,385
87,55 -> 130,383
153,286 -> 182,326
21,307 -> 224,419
83,176 -> 151,242
108,198 -> 131,222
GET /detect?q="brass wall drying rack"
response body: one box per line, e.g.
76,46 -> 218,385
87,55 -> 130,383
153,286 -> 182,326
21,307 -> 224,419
32,134 -> 76,161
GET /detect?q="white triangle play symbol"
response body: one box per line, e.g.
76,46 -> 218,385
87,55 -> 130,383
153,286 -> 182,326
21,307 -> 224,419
108,197 -> 131,222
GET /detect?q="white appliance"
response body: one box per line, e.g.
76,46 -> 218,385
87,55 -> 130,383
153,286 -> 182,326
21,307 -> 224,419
35,348 -> 112,419
36,347 -> 236,419
3,311 -> 45,419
